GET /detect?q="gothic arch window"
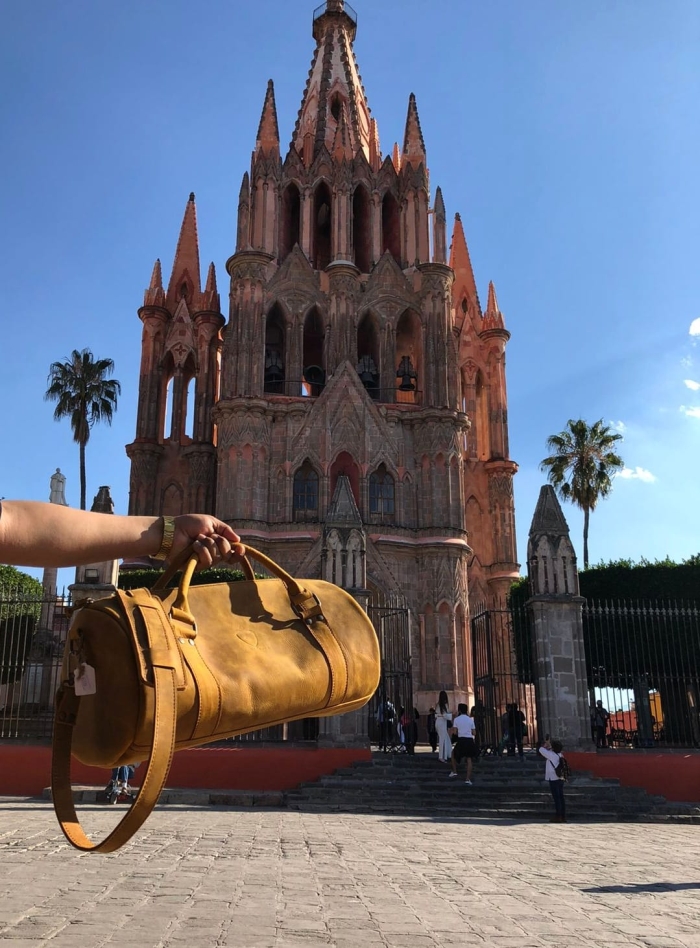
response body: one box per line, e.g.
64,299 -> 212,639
357,312 -> 380,399
264,305 -> 286,394
293,461 -> 319,521
279,183 -> 301,263
312,182 -> 332,270
330,92 -> 343,122
185,377 -> 195,439
395,309 -> 421,405
162,482 -> 183,517
352,185 -> 371,273
162,374 -> 173,442
381,191 -> 401,265
302,307 -> 325,396
369,464 -> 395,520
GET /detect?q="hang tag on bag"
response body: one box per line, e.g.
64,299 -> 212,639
74,663 -> 97,696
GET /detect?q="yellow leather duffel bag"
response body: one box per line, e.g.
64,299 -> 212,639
51,545 -> 380,853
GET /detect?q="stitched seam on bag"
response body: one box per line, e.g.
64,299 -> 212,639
324,620 -> 349,703
192,645 -> 224,734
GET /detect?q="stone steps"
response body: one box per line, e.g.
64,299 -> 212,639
285,752 -> 700,823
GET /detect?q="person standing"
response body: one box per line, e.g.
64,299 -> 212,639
448,704 -> 478,785
507,702 -> 526,760
427,708 -> 438,753
435,691 -> 452,763
539,738 -> 567,823
594,700 -> 611,748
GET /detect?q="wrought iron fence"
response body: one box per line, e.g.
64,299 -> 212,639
471,605 -> 538,754
0,586 -> 71,741
367,593 -> 412,752
583,599 -> 700,748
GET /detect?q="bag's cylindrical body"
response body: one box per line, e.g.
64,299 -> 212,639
65,576 -> 380,768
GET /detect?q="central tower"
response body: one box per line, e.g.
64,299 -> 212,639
127,0 -> 520,712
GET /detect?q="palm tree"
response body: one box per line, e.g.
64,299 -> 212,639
540,419 -> 624,569
45,349 -> 121,510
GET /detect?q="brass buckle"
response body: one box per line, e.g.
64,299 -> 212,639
291,592 -> 325,626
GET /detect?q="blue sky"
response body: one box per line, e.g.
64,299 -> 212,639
1,0 -> 699,588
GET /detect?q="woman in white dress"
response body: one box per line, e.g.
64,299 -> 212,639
434,690 -> 452,762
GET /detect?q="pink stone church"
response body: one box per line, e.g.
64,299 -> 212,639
126,0 -> 519,712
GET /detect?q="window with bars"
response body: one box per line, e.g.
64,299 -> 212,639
369,465 -> 395,518
293,463 -> 319,520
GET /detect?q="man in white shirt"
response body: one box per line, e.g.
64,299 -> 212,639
538,738 -> 566,823
449,703 -> 478,784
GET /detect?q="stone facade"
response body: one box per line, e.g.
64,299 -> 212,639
527,486 -> 593,750
125,0 -> 519,712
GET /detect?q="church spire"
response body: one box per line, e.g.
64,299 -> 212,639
166,193 -> 201,308
449,212 -> 481,318
256,80 -> 280,158
483,280 -> 506,331
402,93 -> 426,169
292,0 -> 372,162
144,259 -> 164,306
433,186 -> 447,264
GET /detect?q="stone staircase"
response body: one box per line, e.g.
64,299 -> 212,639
285,751 -> 700,823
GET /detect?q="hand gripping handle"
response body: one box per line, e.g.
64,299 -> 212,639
152,545 -> 324,625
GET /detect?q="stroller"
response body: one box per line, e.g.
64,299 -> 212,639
103,764 -> 138,805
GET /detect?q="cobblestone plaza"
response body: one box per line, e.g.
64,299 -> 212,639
1,802 -> 699,948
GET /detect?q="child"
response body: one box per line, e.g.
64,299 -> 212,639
538,738 -> 566,823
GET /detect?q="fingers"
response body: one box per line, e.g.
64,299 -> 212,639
191,533 -> 246,570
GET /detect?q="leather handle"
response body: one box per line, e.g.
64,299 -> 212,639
153,548 -> 255,591
154,545 -> 320,625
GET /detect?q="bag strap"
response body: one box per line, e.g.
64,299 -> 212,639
51,597 -> 179,853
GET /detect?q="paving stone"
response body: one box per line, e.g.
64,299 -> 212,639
1,801 -> 700,948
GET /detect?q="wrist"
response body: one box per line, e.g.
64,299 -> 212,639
153,516 -> 175,561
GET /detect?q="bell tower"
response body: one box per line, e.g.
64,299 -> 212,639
128,0 -> 519,712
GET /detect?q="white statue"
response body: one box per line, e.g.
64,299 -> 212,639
49,468 -> 68,506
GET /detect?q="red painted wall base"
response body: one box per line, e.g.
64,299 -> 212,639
567,751 -> 700,803
0,744 -> 372,798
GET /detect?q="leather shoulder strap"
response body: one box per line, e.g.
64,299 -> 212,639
51,597 -> 179,853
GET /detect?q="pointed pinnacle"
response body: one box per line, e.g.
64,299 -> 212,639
392,141 -> 401,173
239,171 -> 250,202
486,281 -> 499,312
402,92 -> 426,167
449,212 -> 480,311
256,79 -> 280,156
434,186 -> 446,220
149,258 -> 163,290
332,103 -> 353,161
167,193 -> 201,303
205,262 -> 218,294
369,117 -> 381,170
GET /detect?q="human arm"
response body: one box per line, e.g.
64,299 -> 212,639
538,745 -> 559,764
0,501 -> 245,569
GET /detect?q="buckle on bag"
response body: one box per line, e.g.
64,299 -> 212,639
291,591 -> 325,626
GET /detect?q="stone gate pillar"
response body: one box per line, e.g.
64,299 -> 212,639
526,486 -> 593,750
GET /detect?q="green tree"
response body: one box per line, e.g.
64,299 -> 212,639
45,349 -> 121,509
540,418 -> 624,569
0,566 -> 42,686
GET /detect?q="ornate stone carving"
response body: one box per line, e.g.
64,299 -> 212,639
217,411 -> 271,449
488,473 -> 514,506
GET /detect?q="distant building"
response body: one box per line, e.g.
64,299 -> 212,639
126,0 -> 519,710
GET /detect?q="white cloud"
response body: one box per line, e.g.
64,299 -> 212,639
609,420 -> 626,433
618,467 -> 657,483
691,318 -> 700,337
684,379 -> 700,392
681,405 -> 700,419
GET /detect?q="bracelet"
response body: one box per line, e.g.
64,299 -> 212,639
154,516 -> 175,561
